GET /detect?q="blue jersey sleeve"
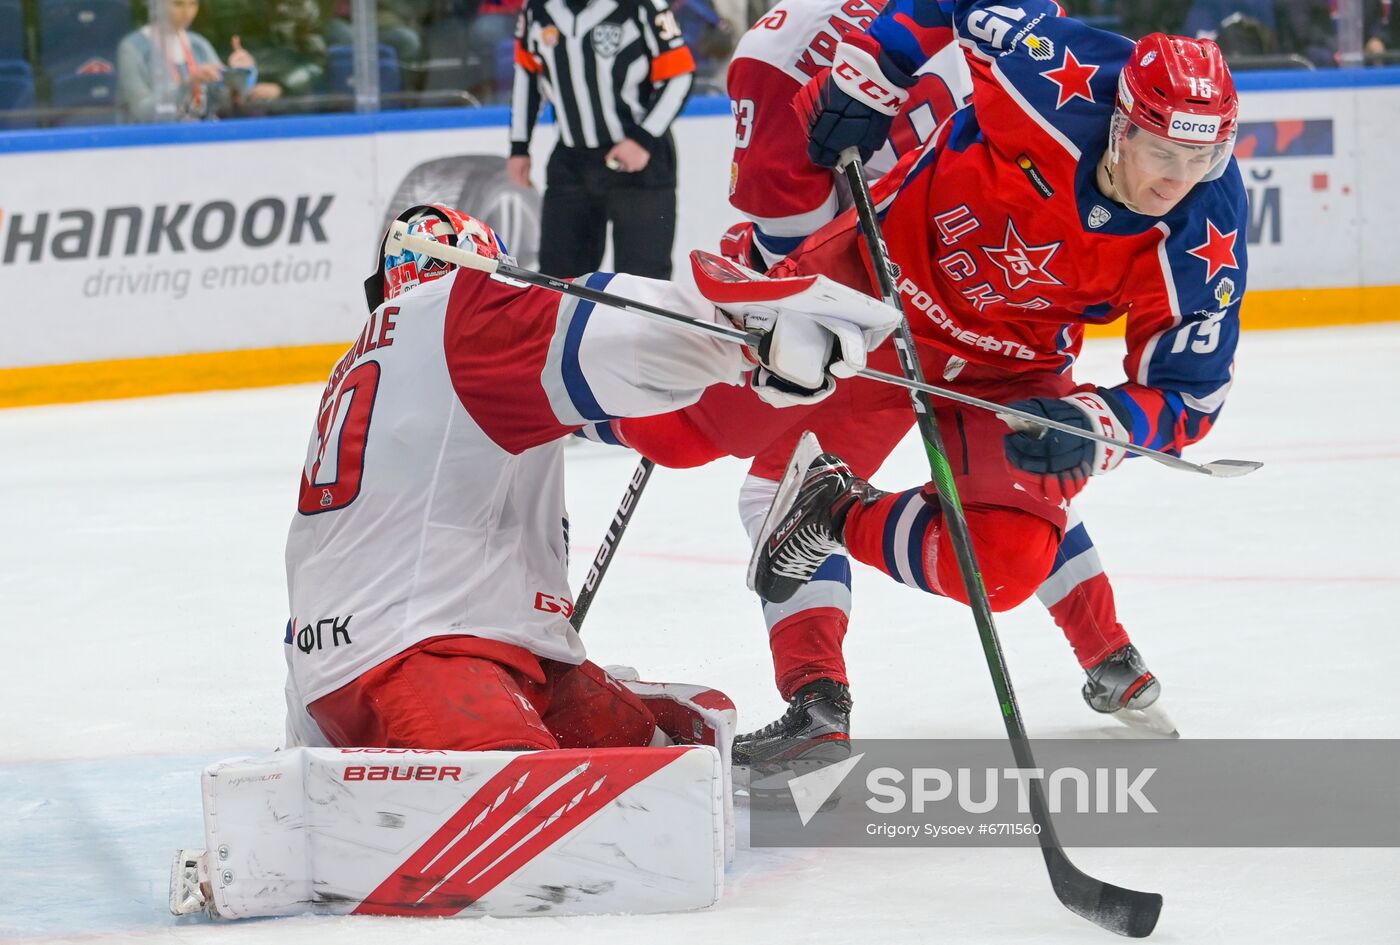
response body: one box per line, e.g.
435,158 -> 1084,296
867,0 -> 955,78
872,0 -> 1131,159
957,0 -> 1131,152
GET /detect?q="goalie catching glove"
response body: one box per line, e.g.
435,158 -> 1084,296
690,250 -> 899,408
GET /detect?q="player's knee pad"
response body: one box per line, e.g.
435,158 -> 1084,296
935,508 -> 1059,612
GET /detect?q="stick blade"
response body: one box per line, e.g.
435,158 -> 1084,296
1201,459 -> 1264,478
1044,848 -> 1163,937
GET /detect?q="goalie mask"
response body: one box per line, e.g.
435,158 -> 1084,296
1104,34 -> 1238,216
363,204 -> 510,311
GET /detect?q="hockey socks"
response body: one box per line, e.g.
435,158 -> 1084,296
842,486 -> 1060,612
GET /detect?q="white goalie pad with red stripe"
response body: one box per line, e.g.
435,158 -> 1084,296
196,745 -> 724,919
616,677 -> 737,865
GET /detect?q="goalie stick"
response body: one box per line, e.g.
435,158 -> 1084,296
386,222 -> 1260,480
570,457 -> 655,631
839,149 -> 1162,938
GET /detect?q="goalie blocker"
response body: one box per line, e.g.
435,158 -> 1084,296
173,681 -> 737,920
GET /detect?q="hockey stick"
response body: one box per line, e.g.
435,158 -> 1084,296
387,222 -> 1260,480
838,149 -> 1162,938
570,457 -> 655,631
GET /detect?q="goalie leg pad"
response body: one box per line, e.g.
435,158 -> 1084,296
617,679 -> 738,865
181,745 -> 724,920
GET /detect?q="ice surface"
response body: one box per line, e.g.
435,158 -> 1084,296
2,326 -> 1397,943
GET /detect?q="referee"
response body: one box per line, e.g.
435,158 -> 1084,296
507,0 -> 696,279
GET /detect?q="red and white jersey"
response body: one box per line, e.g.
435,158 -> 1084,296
726,0 -> 971,265
285,268 -> 745,706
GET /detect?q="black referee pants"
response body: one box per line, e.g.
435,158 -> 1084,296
539,135 -> 677,280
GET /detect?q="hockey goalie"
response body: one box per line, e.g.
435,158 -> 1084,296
168,204 -> 900,920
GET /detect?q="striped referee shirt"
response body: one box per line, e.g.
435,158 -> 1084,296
510,0 -> 696,154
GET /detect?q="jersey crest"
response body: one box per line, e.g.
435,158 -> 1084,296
591,23 -> 624,57
980,218 -> 1063,290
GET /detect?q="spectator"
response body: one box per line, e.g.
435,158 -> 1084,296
463,0 -> 524,101
509,0 -> 696,280
244,0 -> 329,99
670,0 -> 737,84
1274,0 -> 1337,66
1365,0 -> 1398,59
1116,0 -> 1192,36
324,0 -> 427,71
117,0 -> 281,120
1181,0 -> 1277,53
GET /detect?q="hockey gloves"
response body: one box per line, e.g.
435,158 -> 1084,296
1003,390 -> 1133,494
800,34 -> 917,168
690,250 -> 900,408
740,308 -> 838,407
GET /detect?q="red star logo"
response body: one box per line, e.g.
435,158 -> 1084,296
1186,221 -> 1239,282
981,218 -> 1063,291
1042,48 -> 1099,109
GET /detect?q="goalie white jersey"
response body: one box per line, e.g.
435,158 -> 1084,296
285,267 -> 747,707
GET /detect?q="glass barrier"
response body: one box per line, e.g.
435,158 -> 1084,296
2,0 -> 1398,134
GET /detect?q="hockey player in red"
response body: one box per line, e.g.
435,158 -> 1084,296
586,0 -> 1224,771
735,3 -> 1247,757
282,204 -> 899,755
724,0 -> 970,268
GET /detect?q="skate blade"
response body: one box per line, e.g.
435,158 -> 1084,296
1111,702 -> 1180,738
746,431 -> 823,592
743,759 -> 850,811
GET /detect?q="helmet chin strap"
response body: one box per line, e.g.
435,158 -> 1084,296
1097,148 -> 1149,216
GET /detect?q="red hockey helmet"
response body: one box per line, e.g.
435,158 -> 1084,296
1119,34 -> 1238,144
364,204 -> 509,311
1111,34 -> 1238,184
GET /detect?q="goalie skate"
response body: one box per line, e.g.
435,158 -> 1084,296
169,848 -> 215,918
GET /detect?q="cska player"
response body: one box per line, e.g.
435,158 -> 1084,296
600,0 -> 1238,771
742,1 -> 1246,759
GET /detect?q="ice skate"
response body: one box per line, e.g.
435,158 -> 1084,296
1083,644 -> 1179,738
169,848 -> 215,918
733,678 -> 852,806
747,435 -> 885,603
